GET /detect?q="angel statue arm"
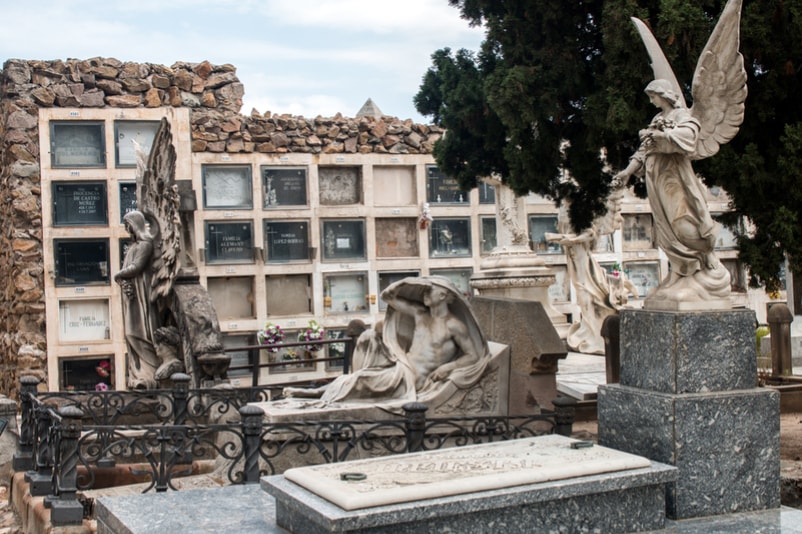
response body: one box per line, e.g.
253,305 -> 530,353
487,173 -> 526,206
614,0 -> 746,307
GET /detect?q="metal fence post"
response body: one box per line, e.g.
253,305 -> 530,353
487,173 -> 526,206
551,397 -> 576,437
13,375 -> 40,471
239,405 -> 264,484
171,373 -> 191,425
49,406 -> 85,526
26,403 -> 55,496
601,314 -> 621,384
402,402 -> 428,453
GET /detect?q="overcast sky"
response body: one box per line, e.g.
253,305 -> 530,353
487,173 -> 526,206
1,0 -> 485,123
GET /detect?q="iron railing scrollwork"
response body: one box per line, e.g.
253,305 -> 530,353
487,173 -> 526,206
13,375 -> 575,526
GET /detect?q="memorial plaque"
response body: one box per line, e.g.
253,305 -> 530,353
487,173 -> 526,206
722,259 -> 747,292
481,216 -> 497,254
429,218 -> 471,257
283,435 -> 652,511
208,276 -> 255,319
223,334 -> 256,379
479,181 -> 496,204
325,329 -> 346,371
264,221 -> 309,263
375,218 -> 418,258
321,220 -> 366,261
624,261 -> 660,298
431,268 -> 473,297
324,273 -> 368,313
54,239 -> 110,286
266,274 -> 312,316
529,215 -> 562,254
373,166 -> 416,206
426,165 -> 469,204
269,338 -> 315,374
202,165 -> 253,209
50,121 -> 106,168
378,271 -> 419,310
622,214 -> 654,251
60,356 -> 115,392
119,183 -> 138,222
58,299 -> 110,342
548,265 -> 570,302
52,182 -> 108,226
319,166 -> 361,205
205,222 -> 254,264
114,120 -> 160,167
714,217 -> 739,250
262,167 -> 308,207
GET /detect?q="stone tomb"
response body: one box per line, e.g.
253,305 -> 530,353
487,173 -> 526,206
262,434 -> 677,533
598,309 -> 780,519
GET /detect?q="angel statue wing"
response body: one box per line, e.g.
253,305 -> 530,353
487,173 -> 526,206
133,117 -> 182,302
632,0 -> 747,159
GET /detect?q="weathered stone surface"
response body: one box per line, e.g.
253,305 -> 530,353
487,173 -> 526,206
106,94 -> 141,107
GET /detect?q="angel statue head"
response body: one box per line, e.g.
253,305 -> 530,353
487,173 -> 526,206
123,211 -> 151,242
644,79 -> 681,108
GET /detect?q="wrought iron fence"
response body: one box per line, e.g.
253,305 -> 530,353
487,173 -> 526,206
12,375 -> 575,526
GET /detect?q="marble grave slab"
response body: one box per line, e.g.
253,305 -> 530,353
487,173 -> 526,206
283,434 -> 651,510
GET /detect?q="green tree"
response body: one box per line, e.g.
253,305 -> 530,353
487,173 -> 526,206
416,0 -> 802,288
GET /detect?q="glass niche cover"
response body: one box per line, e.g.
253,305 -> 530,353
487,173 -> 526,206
50,121 -> 106,168
426,165 -> 469,204
204,222 -> 254,264
115,120 -> 160,167
54,239 -> 110,286
321,220 -> 366,261
264,220 -> 309,263
529,215 -> 562,254
429,218 -> 471,257
324,272 -> 368,314
52,182 -> 108,226
202,165 -> 253,209
262,167 -> 308,208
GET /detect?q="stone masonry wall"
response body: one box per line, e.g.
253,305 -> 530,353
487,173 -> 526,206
0,57 -> 442,399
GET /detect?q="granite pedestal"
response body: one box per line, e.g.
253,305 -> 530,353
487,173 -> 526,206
598,309 -> 781,520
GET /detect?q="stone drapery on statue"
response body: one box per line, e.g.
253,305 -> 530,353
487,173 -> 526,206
613,0 -> 747,310
284,276 -> 491,406
546,189 -> 638,354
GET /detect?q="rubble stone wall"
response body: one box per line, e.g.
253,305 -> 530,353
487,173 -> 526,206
0,57 -> 441,398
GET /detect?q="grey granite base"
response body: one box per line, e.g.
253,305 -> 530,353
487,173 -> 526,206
262,462 -> 677,533
598,384 -> 780,519
93,483 -> 802,533
95,484 -> 283,534
619,309 -> 756,393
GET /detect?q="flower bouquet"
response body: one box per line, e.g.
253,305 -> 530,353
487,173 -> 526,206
298,319 -> 325,352
257,322 -> 285,352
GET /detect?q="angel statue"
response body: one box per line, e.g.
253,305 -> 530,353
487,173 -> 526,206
613,0 -> 747,309
115,118 -> 229,389
546,188 -> 638,354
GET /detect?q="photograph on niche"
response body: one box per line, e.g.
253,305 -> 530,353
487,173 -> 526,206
321,220 -> 365,261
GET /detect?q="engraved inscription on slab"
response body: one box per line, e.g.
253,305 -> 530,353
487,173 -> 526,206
262,167 -> 308,207
265,221 -> 309,262
319,166 -> 361,205
205,222 -> 254,264
53,182 -> 108,226
427,165 -> 469,204
54,239 -> 110,286
58,299 -> 110,342
50,122 -> 106,168
284,435 -> 652,511
203,165 -> 253,209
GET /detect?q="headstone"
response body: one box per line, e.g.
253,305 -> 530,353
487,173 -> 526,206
54,239 -> 110,285
205,222 -> 253,263
470,296 -> 566,413
52,182 -> 108,225
262,167 -> 308,207
264,221 -> 309,262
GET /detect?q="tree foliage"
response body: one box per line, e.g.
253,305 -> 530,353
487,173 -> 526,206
415,0 -> 802,288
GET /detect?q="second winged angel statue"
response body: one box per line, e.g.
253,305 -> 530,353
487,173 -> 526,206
613,0 -> 747,309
